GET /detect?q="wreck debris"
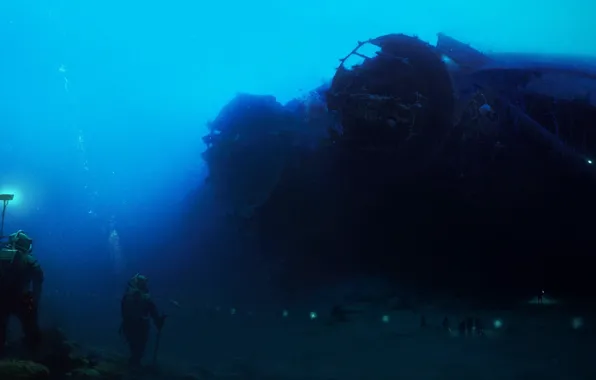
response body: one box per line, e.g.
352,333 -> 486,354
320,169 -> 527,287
201,94 -> 298,220
435,32 -> 493,71
326,34 -> 455,157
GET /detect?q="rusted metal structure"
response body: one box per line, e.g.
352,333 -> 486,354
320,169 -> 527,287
326,34 -> 455,158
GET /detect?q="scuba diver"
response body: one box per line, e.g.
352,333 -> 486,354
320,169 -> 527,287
0,230 -> 44,356
120,273 -> 165,367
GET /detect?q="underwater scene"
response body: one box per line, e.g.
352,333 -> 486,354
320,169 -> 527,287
1,0 -> 596,379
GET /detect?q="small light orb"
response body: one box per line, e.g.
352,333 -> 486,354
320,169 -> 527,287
571,317 -> 584,330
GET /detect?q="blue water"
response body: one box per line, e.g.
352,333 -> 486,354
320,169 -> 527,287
1,1 -> 594,378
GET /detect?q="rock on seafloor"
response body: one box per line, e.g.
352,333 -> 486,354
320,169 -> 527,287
2,327 -> 221,380
0,359 -> 50,379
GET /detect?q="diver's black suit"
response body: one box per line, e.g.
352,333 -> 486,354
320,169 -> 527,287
0,246 -> 43,355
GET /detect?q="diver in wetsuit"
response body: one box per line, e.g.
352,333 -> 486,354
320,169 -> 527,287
120,273 -> 165,367
0,230 -> 44,356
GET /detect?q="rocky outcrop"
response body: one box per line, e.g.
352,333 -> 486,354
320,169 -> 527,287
2,328 -> 209,380
0,360 -> 49,380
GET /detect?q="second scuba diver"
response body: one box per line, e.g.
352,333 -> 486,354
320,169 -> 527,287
120,273 -> 165,367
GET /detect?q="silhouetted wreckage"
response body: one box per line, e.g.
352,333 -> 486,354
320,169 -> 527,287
196,33 -> 596,296
326,34 -> 454,164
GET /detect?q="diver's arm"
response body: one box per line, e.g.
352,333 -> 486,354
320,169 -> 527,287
148,300 -> 163,329
120,295 -> 127,319
29,257 -> 44,305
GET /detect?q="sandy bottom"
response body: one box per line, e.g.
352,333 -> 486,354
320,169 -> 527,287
13,293 -> 594,379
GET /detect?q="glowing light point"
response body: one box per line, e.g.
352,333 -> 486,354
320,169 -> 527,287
493,319 -> 503,329
441,55 -> 454,64
309,311 -> 317,320
571,317 -> 584,330
587,159 -> 593,165
0,188 -> 22,207
230,308 -> 236,315
282,309 -> 289,317
382,315 -> 390,323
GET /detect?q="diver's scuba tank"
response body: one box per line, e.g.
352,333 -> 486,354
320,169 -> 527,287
0,230 -> 32,284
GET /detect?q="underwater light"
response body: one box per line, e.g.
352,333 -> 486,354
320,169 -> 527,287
0,188 -> 21,207
571,317 -> 584,330
587,159 -> 593,165
1,193 -> 15,238
0,194 -> 14,201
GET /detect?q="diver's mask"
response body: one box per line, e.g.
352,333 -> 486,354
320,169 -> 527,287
8,230 -> 33,254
